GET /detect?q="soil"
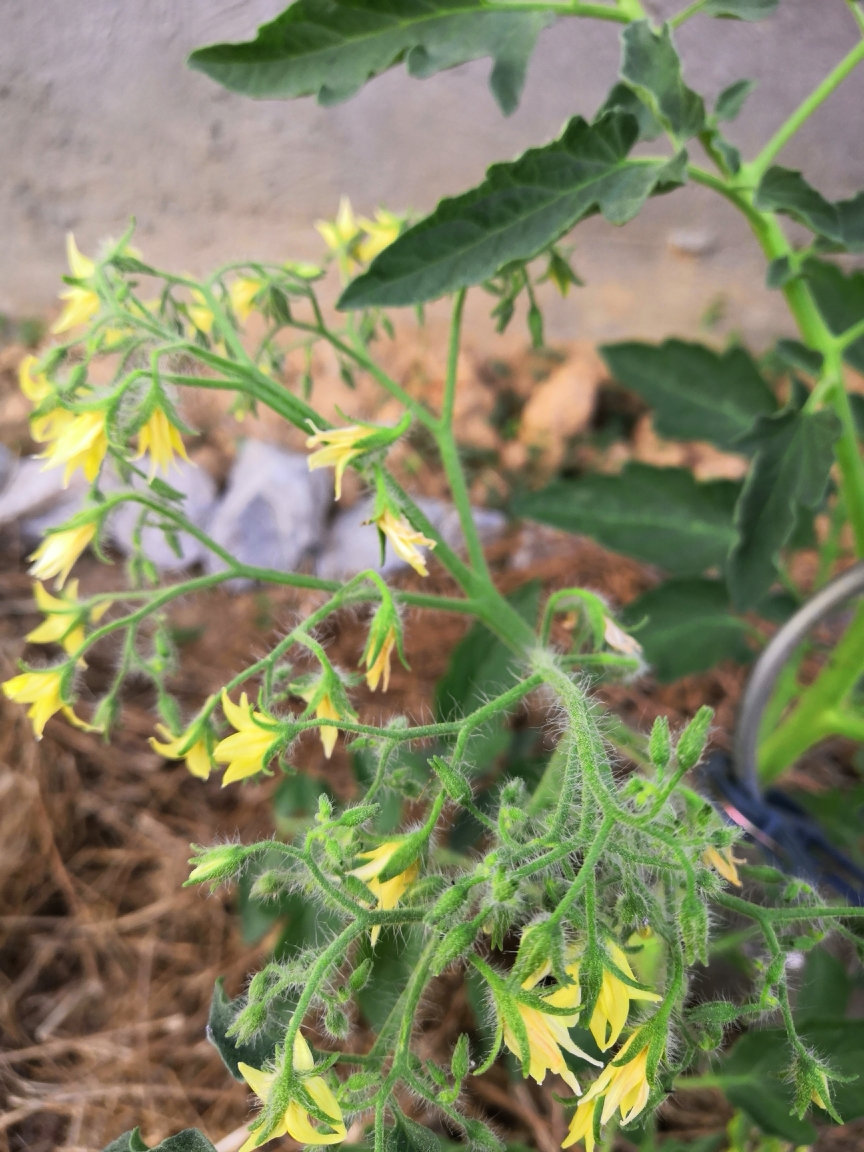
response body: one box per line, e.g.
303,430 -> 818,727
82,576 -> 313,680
0,323 -> 861,1152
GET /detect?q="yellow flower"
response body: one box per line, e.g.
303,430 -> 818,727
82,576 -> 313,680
29,522 -> 97,588
703,845 -> 742,887
230,276 -> 263,323
214,691 -> 281,786
135,407 -> 190,477
296,682 -> 355,759
349,840 -> 420,947
2,666 -> 89,739
372,507 -> 436,578
316,196 -> 361,257
357,207 -> 403,263
150,724 -> 212,781
363,624 -> 397,693
587,943 -> 661,1052
581,1029 -> 653,1126
25,579 -> 108,657
52,234 -> 100,334
502,959 -> 598,1095
19,355 -> 52,405
562,1097 -> 599,1152
37,408 -> 109,485
237,1032 -> 346,1151
305,424 -> 368,501
188,288 -> 215,335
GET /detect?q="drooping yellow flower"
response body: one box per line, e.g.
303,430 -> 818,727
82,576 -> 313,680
316,197 -> 361,258
150,724 -> 213,781
52,234 -> 101,334
229,276 -> 263,323
29,522 -> 97,588
135,407 -> 190,477
188,288 -> 215,335
237,1032 -> 346,1152
19,355 -> 52,405
296,681 -> 355,759
349,839 -> 420,947
587,943 -> 661,1052
562,1097 -> 599,1152
703,844 -> 742,887
363,623 -> 397,693
372,508 -> 436,578
213,691 -> 281,786
581,1029 -> 653,1126
37,408 -> 109,485
2,666 -> 89,739
501,960 -> 598,1095
25,580 -> 108,657
305,424 -> 367,500
356,207 -> 403,263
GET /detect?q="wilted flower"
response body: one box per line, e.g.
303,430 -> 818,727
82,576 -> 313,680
150,723 -> 213,780
305,424 -> 368,501
237,1032 -> 346,1151
703,844 -> 742,887
135,406 -> 189,477
295,678 -> 355,759
581,1028 -> 654,1126
349,839 -> 420,946
214,691 -> 281,785
372,507 -> 436,578
29,522 -> 97,588
19,355 -> 52,405
52,234 -> 100,334
2,666 -> 88,739
363,623 -> 397,693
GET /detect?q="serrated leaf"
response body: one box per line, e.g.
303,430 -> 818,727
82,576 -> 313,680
600,339 -> 776,451
728,393 -> 840,609
188,0 -> 552,116
796,948 -> 853,1022
384,1112 -> 445,1152
804,258 -> 864,372
151,1135 -> 219,1152
207,978 -> 286,1080
512,463 -> 740,577
773,338 -> 823,375
755,168 -> 864,252
714,78 -> 756,122
595,82 -> 663,141
626,578 -> 751,680
620,22 -> 705,140
339,111 -> 686,308
702,0 -> 779,18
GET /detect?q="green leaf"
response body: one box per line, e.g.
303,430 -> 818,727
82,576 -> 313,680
773,338 -> 823,376
796,948 -> 853,1022
207,978 -> 286,1080
600,339 -> 776,451
596,82 -> 664,141
188,0 -> 552,116
512,463 -> 740,577
620,22 -> 705,140
101,1133 -> 218,1152
101,1132 -> 150,1152
755,168 -> 864,252
804,258 -> 864,372
384,1111 -> 445,1152
356,926 -> 425,1031
714,78 -> 756,122
702,0 -> 780,19
728,390 -> 840,609
626,578 -> 751,680
339,111 -> 686,308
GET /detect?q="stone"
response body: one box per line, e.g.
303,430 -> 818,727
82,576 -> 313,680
204,441 -> 331,577
0,454 -> 87,532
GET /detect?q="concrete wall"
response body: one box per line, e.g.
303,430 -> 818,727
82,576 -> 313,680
2,0 -> 863,348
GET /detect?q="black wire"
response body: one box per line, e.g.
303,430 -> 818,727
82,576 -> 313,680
733,561 -> 864,796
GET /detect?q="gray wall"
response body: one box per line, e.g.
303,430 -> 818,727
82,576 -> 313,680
2,0 -> 863,348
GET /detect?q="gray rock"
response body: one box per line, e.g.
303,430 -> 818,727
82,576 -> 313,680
0,454 -> 88,534
316,495 -> 505,580
204,441 -> 331,578
107,457 -> 218,570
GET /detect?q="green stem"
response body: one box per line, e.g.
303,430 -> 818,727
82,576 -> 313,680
746,38 -> 864,180
669,0 -> 709,28
480,0 -> 631,19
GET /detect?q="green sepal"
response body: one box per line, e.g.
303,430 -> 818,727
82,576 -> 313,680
432,920 -> 482,974
430,753 -> 474,806
339,112 -> 687,309
451,1031 -> 471,1083
648,715 -> 671,772
675,705 -> 714,772
188,0 -> 553,116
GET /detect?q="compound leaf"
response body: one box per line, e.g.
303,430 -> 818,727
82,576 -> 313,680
600,338 -> 777,450
620,22 -> 705,139
755,169 -> 864,252
512,463 -> 740,576
340,111 -> 686,307
728,390 -> 840,609
188,0 -> 553,115
626,578 -> 751,680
